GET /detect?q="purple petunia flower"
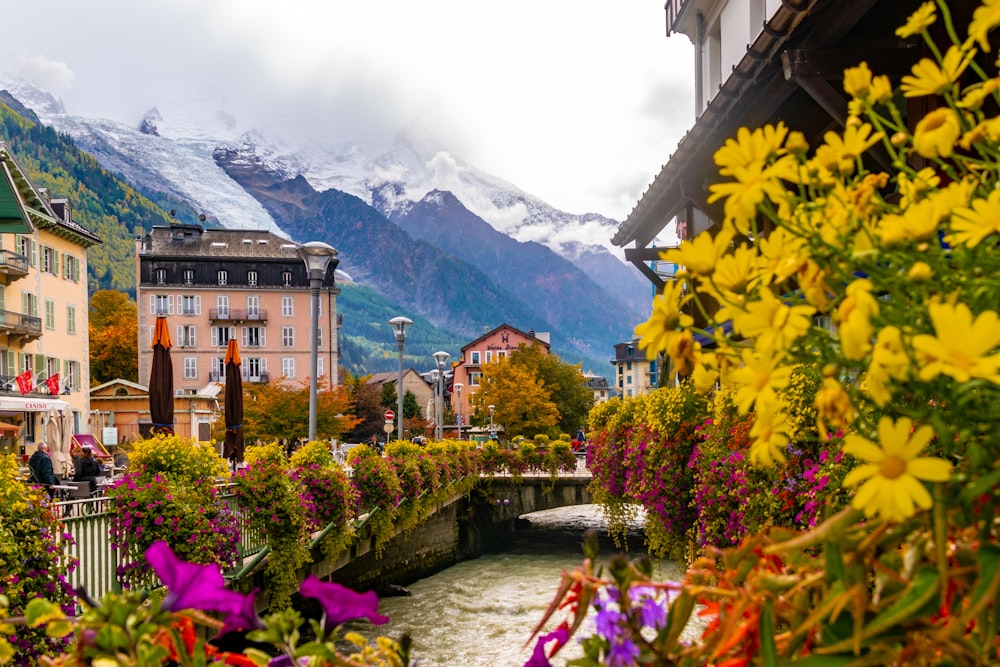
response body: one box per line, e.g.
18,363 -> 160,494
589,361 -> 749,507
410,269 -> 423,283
145,540 -> 259,634
299,575 -> 389,627
523,626 -> 568,667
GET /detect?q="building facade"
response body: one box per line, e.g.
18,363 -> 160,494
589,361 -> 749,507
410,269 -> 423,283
583,370 -> 612,404
611,339 -> 657,398
135,224 -> 340,396
0,142 -> 100,468
451,323 -> 550,424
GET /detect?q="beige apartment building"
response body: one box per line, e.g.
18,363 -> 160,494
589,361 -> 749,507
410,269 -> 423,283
1,142 -> 100,464
135,224 -> 340,396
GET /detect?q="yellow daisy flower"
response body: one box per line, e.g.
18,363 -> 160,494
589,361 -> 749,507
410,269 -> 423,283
634,280 -> 693,361
749,398 -> 789,468
734,287 -> 816,352
896,1 -> 936,38
865,326 -> 911,406
901,46 -> 974,98
843,416 -> 951,522
712,244 -> 757,294
912,107 -> 962,158
950,187 -> 1000,247
814,377 -> 856,436
713,123 -> 790,175
731,347 -> 792,415
835,279 -> 879,360
957,79 -> 1000,110
814,123 -> 883,175
666,329 -> 700,376
969,0 -> 1000,50
662,227 -> 734,276
757,227 -> 807,287
913,302 -> 1000,383
897,167 -> 941,207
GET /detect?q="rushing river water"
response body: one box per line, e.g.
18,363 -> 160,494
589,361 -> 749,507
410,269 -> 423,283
354,505 -> 701,667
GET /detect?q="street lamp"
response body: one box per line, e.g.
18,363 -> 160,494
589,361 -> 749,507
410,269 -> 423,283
454,382 -> 463,440
389,316 -> 412,442
488,404 -> 496,442
298,241 -> 339,442
432,350 -> 450,440
428,369 -> 440,439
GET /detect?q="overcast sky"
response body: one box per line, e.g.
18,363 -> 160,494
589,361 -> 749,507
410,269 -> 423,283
2,0 -> 695,221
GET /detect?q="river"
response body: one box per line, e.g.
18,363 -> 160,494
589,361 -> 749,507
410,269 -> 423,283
355,505 -> 701,667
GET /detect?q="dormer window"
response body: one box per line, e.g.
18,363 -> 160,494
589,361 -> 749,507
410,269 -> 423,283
218,270 -> 228,286
282,271 -> 292,287
183,269 -> 194,285
248,271 -> 258,287
155,268 -> 167,284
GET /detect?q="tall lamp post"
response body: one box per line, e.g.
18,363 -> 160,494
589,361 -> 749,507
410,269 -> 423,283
454,382 -> 463,440
428,369 -> 440,439
298,241 -> 339,443
389,316 -> 412,442
488,404 -> 496,442
432,351 -> 449,440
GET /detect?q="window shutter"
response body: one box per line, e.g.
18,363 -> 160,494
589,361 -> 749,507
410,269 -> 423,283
167,295 -> 175,314
260,328 -> 266,348
195,295 -> 201,315
189,326 -> 196,346
177,326 -> 184,347
211,327 -> 218,347
149,295 -> 156,314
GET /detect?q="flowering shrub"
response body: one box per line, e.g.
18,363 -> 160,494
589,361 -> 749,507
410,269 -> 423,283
107,435 -> 239,591
538,2 -> 1000,663
1,541 -> 412,667
0,454 -> 76,665
234,444 -> 310,609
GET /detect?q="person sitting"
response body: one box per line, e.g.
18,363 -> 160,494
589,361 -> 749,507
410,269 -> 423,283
28,442 -> 58,497
73,445 -> 103,494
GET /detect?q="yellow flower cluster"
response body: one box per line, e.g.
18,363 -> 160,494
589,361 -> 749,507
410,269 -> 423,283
633,0 -> 1000,522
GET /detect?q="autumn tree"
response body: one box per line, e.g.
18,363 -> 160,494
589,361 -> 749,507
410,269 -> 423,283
89,290 -> 138,384
509,343 -> 594,435
344,375 -> 386,443
472,357 -> 559,440
241,377 -> 360,443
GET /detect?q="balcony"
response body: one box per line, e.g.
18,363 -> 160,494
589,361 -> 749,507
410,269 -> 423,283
0,309 -> 42,341
209,371 -> 269,384
0,250 -> 29,280
664,0 -> 687,34
208,308 -> 268,322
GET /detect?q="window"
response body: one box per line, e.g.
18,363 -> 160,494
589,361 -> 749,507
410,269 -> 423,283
470,351 -> 481,365
183,269 -> 195,285
247,295 -> 260,318
626,361 -> 632,371
243,326 -> 264,348
67,305 -> 76,334
151,294 -> 173,315
181,295 -> 200,315
217,270 -> 228,286
22,291 -> 38,317
316,326 -> 323,348
498,351 -> 506,359
155,268 -> 167,284
281,296 -> 293,317
65,361 -> 79,391
248,271 -> 258,286
245,357 -> 265,381
177,325 -> 197,347
64,255 -> 81,282
317,357 -> 325,379
469,371 -> 482,386
46,358 -> 60,387
183,357 -> 198,379
485,351 -> 493,363
18,236 -> 37,267
282,271 -> 292,287
282,357 -> 295,379
44,299 -> 55,329
216,295 -> 229,317
20,353 -> 33,375
281,326 -> 295,347
212,326 -> 235,347
42,246 -> 57,274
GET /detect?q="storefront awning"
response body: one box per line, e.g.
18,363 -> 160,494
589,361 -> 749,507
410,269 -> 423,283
0,396 -> 71,412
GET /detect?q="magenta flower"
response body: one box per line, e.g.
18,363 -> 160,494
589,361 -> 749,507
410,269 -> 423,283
524,626 -> 568,667
146,540 -> 261,634
299,575 -> 388,627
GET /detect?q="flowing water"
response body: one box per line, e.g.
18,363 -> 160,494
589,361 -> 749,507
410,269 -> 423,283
355,505 -> 702,667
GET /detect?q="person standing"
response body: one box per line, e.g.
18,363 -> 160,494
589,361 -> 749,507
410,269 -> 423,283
28,442 -> 58,496
74,445 -> 102,494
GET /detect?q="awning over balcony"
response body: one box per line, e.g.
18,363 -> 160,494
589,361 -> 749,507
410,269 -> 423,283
0,396 -> 71,412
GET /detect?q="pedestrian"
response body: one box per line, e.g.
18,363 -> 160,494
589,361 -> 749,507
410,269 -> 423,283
28,442 -> 58,497
74,445 -> 102,494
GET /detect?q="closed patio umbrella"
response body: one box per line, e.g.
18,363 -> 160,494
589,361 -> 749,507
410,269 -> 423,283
149,316 -> 174,435
222,339 -> 244,466
46,408 -> 69,477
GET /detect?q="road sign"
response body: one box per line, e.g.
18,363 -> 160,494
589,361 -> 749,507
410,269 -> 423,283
384,410 -> 395,422
383,423 -> 394,434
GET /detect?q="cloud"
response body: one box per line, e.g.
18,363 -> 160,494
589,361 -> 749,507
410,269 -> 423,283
5,55 -> 75,90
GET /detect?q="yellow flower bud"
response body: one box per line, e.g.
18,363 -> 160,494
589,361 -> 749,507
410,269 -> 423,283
908,261 -> 933,282
891,131 -> 908,146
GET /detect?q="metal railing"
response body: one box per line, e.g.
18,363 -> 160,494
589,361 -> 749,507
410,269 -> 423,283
208,309 -> 268,322
0,309 -> 42,335
0,249 -> 30,274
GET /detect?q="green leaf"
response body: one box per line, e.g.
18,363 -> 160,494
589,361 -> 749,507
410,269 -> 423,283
825,540 -> 846,584
24,598 -> 64,628
781,655 -> 857,666
760,600 -> 778,667
959,466 -> 1000,505
660,589 -> 696,650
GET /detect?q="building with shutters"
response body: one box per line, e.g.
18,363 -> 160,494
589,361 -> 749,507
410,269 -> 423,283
135,224 -> 341,398
0,142 -> 101,464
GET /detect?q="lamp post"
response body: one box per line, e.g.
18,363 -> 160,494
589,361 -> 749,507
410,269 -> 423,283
432,351 -> 449,440
428,369 -> 440,439
298,241 -> 339,442
454,382 -> 463,440
488,404 -> 496,442
389,316 -> 412,442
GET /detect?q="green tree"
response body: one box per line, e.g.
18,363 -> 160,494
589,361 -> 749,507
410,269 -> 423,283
402,390 -> 421,419
472,357 -> 559,440
509,343 -> 595,435
379,381 -> 397,409
89,290 -> 138,384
